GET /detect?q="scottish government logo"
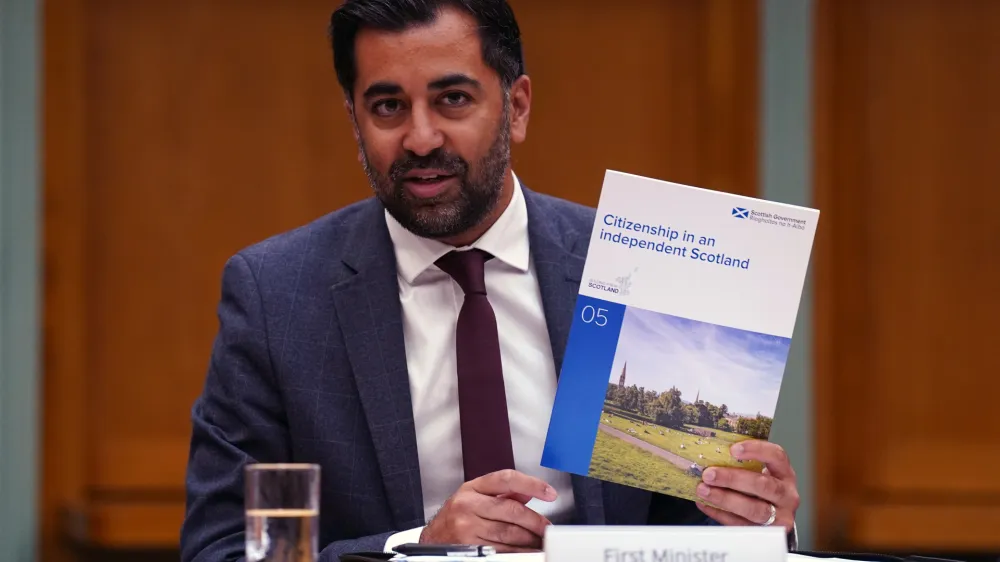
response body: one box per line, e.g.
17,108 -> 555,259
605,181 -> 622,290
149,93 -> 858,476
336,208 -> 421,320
731,206 -> 807,231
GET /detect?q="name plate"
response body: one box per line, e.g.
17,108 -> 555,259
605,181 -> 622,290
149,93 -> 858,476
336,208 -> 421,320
544,526 -> 787,562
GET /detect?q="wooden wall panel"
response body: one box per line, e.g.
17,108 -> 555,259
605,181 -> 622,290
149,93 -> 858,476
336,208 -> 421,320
509,0 -> 758,201
41,0 -> 90,560
41,0 -> 758,555
814,0 -> 1000,553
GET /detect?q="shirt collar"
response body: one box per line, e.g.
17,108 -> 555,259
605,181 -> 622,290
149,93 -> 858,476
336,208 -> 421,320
385,173 -> 530,286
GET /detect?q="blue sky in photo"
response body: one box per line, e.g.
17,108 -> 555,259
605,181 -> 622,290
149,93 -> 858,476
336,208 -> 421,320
607,307 -> 790,417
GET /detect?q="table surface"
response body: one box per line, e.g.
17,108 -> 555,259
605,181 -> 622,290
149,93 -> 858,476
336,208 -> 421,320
390,552 -> 871,562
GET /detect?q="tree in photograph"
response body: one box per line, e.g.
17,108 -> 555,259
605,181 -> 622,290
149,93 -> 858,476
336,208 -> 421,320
683,404 -> 699,424
735,414 -> 773,439
716,404 -> 729,425
652,385 -> 685,427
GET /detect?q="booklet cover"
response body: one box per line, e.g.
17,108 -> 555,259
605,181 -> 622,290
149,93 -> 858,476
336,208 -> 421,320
540,170 -> 819,502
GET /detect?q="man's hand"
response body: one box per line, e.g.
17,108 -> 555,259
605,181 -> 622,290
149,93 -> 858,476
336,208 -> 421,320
694,440 -> 799,532
420,469 -> 558,552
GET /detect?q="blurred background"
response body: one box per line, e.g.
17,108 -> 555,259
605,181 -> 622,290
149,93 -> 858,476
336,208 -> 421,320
1,0 -> 998,561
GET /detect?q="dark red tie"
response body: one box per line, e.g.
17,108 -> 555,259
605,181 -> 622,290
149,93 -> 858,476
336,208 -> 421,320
435,249 -> 516,481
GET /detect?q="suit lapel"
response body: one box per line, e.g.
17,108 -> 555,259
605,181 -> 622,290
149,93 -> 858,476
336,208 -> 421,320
329,191 -> 612,529
329,202 -> 424,530
523,188 -> 607,525
523,189 -> 585,373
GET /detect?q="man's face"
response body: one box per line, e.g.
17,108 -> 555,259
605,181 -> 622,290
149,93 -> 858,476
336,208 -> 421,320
349,7 -> 529,241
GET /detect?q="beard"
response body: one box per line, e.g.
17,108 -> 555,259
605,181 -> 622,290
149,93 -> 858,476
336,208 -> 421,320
357,103 -> 511,240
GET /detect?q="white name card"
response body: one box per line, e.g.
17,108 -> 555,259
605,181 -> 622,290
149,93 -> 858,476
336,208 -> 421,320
544,526 -> 787,562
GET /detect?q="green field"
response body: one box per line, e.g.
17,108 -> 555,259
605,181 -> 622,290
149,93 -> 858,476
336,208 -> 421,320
597,407 -> 764,472
589,430 -> 699,500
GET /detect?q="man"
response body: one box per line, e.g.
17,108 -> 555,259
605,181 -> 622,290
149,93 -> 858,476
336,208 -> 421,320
180,1 -> 801,560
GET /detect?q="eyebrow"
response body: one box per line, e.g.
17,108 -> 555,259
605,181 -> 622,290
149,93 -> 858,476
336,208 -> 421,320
362,81 -> 402,101
361,73 -> 482,102
429,73 -> 482,91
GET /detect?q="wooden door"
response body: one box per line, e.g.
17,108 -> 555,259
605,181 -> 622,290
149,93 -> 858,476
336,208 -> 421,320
41,0 -> 758,558
814,0 -> 1000,553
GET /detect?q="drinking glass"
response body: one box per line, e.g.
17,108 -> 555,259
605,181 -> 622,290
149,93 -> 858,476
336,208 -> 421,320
245,463 -> 321,562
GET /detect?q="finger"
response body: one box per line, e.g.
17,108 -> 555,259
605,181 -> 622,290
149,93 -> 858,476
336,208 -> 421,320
702,467 -> 793,508
697,498 -> 794,533
695,500 -> 755,526
476,495 -> 552,537
730,440 -> 795,480
695,482 -> 776,526
497,492 -> 533,504
470,469 -> 558,502
476,519 -> 544,549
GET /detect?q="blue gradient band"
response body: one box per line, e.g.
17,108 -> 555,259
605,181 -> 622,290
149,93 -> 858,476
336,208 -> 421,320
541,296 -> 626,475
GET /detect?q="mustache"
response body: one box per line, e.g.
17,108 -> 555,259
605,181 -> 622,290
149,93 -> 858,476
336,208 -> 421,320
389,149 -> 468,182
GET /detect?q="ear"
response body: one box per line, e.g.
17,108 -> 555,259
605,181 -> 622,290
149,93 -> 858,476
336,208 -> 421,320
508,74 -> 531,144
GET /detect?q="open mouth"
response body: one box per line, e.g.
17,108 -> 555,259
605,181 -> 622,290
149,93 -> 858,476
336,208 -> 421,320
401,171 -> 458,198
406,173 -> 454,184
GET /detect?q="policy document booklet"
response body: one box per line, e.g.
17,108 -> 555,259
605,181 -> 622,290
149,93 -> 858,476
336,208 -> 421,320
540,170 -> 819,502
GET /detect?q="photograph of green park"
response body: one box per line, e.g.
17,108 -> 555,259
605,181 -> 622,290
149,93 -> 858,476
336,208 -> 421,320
586,307 -> 789,502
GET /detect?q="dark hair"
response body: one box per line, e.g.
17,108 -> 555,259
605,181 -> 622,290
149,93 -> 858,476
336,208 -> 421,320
329,0 -> 525,100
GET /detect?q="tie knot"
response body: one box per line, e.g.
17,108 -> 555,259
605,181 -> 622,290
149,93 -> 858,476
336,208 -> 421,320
436,249 -> 492,295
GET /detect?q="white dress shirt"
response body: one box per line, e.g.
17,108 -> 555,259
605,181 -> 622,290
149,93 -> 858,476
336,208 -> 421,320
382,173 -> 576,548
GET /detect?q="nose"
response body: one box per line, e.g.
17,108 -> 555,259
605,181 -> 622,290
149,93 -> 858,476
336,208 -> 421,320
401,102 -> 444,156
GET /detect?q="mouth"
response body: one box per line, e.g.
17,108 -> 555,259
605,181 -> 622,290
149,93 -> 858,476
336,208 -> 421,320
401,170 -> 458,199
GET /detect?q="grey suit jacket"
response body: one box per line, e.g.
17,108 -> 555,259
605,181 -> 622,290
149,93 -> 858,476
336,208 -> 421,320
180,186 -> 709,562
